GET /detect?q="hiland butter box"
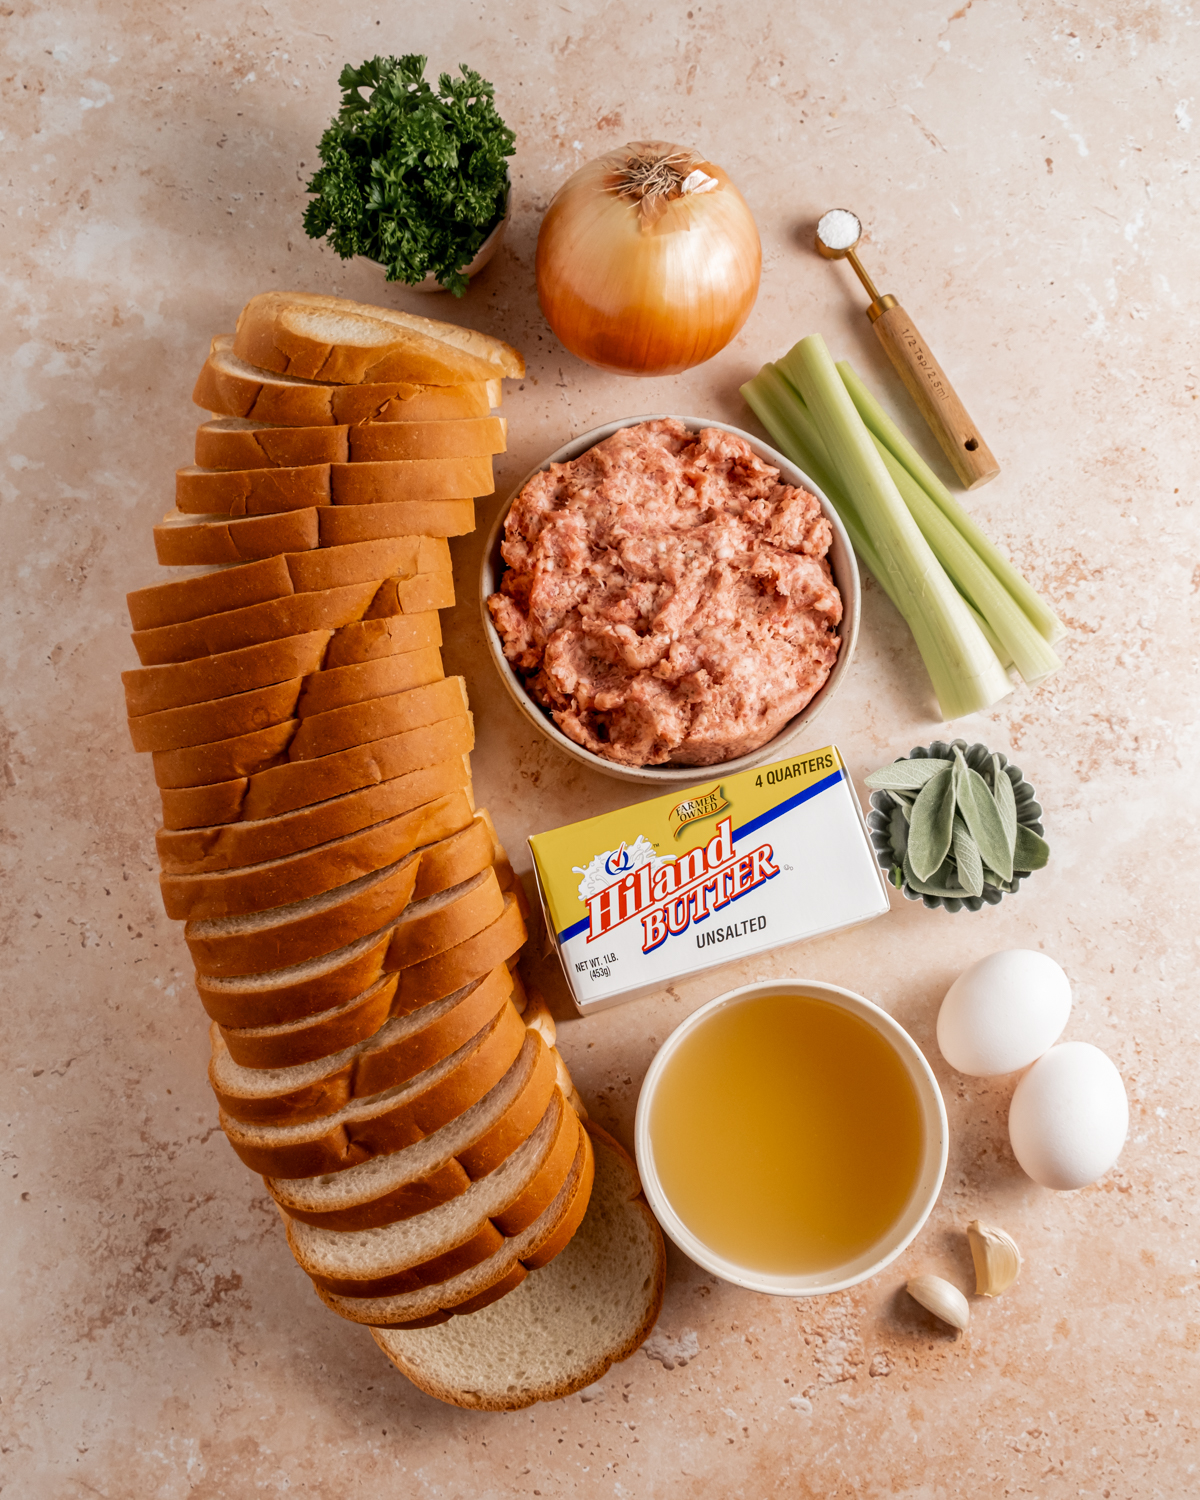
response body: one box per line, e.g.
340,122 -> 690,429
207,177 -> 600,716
528,745 -> 891,1015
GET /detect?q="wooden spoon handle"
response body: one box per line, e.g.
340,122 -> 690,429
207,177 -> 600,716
868,297 -> 1000,490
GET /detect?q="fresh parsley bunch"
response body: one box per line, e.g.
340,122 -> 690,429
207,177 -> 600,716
303,54 -> 515,296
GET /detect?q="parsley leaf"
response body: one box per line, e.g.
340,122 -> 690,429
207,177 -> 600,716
303,54 -> 515,296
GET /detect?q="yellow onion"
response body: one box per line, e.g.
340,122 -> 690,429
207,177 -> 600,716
536,141 -> 762,376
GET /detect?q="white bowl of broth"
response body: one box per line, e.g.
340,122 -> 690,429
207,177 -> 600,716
634,980 -> 948,1296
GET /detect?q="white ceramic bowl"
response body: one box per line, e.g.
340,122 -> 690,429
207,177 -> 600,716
480,416 -> 861,786
634,979 -> 948,1297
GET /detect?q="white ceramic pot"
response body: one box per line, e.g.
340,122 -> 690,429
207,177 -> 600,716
479,416 -> 861,786
360,191 -> 511,293
634,978 -> 949,1297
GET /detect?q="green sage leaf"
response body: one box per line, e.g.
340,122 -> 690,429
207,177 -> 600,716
951,814 -> 984,898
888,805 -> 909,861
903,852 -> 967,898
982,866 -> 1016,893
1013,824 -> 1050,871
990,753 -> 1018,862
907,764 -> 955,880
865,759 -> 952,792
953,749 -> 1013,881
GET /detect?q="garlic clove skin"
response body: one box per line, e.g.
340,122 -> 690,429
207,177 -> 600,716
906,1274 -> 970,1332
967,1220 -> 1022,1297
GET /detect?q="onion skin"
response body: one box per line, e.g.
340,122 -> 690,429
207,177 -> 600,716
536,149 -> 762,376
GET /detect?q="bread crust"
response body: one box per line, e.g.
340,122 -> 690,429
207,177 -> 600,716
317,499 -> 474,546
185,858 -> 421,978
156,769 -> 472,875
220,1001 -> 532,1178
220,973 -> 400,1068
330,458 -> 494,505
154,509 -> 322,567
294,644 -> 443,719
287,677 -> 469,763
196,418 -> 350,470
122,631 -> 333,717
192,335 -> 498,426
348,417 -> 507,462
129,678 -> 302,755
392,895 -> 527,1016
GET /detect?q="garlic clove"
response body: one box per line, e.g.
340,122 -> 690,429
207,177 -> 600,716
967,1220 -> 1022,1297
906,1274 -> 970,1332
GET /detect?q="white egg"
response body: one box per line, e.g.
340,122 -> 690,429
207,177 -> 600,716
1008,1042 -> 1128,1190
936,949 -> 1071,1077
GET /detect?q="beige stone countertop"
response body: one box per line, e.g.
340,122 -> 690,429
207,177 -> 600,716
3,1 -> 1198,1494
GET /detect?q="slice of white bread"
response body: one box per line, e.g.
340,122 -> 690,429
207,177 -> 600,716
133,572 -> 452,670
154,508 -> 321,567
370,1124 -> 665,1406
185,856 -> 420,978
286,677 -> 469,764
131,580 -> 378,668
192,335 -> 499,426
285,1094 -> 582,1298
123,630 -> 334,717
128,678 -> 303,755
191,843 -> 499,1028
210,960 -> 512,1118
125,611 -> 441,721
386,867 -> 504,972
156,761 -> 471,874
316,1120 -> 594,1326
347,418 -> 507,463
176,462 -> 331,516
153,499 -> 474,566
196,418 -> 350,470
159,794 -> 479,921
197,882 -> 518,1032
294,644 -> 444,719
317,499 -> 474,548
127,537 -> 449,634
220,1003 -> 548,1178
184,823 -> 520,980
234,291 -> 524,385
216,960 -> 510,1080
159,711 -> 474,830
329,458 -> 494,506
177,458 -> 494,516
266,1027 -> 554,1222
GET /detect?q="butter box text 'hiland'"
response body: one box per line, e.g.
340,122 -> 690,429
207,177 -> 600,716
527,746 -> 890,1015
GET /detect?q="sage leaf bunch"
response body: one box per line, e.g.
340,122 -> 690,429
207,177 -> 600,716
867,741 -> 1049,904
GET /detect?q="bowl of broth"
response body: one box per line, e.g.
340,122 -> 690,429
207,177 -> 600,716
634,980 -> 948,1295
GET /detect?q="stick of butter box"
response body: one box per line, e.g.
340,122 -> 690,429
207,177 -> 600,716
528,745 -> 891,1015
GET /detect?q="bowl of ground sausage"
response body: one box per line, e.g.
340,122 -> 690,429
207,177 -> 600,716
482,416 -> 860,786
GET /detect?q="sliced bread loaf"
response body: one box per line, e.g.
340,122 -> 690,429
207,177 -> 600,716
192,335 -> 498,426
370,1124 -> 665,1406
220,1001 -> 540,1178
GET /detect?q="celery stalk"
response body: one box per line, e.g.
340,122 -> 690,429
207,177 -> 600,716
873,441 -> 1062,683
742,367 -> 903,615
777,336 -> 1012,721
836,361 -> 1066,646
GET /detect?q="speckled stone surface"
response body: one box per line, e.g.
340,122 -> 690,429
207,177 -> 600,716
3,1 -> 1198,1494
